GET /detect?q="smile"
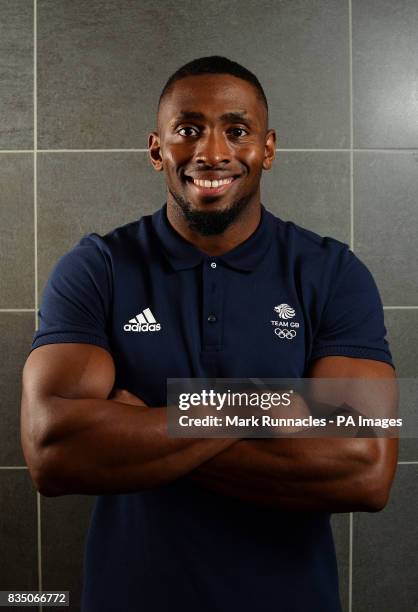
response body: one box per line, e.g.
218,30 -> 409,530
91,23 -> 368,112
185,175 -> 239,196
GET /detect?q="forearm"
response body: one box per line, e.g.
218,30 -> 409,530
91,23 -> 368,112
185,435 -> 381,512
35,397 -> 238,496
185,396 -> 386,512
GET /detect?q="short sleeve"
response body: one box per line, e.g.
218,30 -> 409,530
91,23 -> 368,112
309,247 -> 394,369
29,234 -> 113,356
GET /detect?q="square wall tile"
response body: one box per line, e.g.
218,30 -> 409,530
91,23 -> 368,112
37,152 -> 165,293
0,0 -> 33,149
37,0 -> 349,149
384,310 -> 418,379
0,313 -> 36,466
0,154 -> 34,308
331,513 -> 350,612
262,151 -> 350,243
353,0 -> 418,148
352,464 -> 418,611
384,309 -> 418,462
42,494 -> 96,612
354,152 -> 418,306
0,470 -> 38,591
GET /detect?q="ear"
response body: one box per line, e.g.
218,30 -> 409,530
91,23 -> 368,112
263,129 -> 277,171
148,131 -> 164,171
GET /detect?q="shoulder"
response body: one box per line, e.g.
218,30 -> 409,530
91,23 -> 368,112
269,211 -> 361,276
266,211 -> 380,307
45,215 -> 154,297
274,214 -> 349,259
79,214 -> 151,255
59,213 -> 156,272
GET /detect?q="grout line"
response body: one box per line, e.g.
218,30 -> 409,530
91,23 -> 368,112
37,492 -> 42,612
349,0 -> 354,254
1,148 -> 418,154
350,149 -> 418,153
33,2 -> 43,609
349,511 -> 353,612
383,306 -> 418,310
398,461 -> 418,465
276,148 -> 418,153
348,3 -> 354,610
38,148 -> 149,153
0,309 -> 36,312
275,148 -> 418,153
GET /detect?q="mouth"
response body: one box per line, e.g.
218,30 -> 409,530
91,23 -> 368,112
184,174 -> 240,198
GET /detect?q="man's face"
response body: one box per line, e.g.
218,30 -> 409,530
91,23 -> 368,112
149,74 -> 276,236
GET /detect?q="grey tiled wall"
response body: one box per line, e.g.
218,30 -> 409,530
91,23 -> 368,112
1,1 -> 417,611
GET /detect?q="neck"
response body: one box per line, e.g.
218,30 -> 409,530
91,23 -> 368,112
166,199 -> 262,257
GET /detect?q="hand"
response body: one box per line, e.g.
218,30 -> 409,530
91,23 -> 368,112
235,388 -> 311,435
108,387 -> 149,410
267,391 -> 312,434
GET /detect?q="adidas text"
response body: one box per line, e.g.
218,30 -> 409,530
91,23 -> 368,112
124,322 -> 161,332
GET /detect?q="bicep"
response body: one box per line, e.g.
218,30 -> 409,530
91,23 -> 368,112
21,343 -> 115,455
307,356 -> 399,495
307,355 -> 395,378
22,343 -> 115,401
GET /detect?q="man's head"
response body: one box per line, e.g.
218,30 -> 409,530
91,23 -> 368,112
148,56 -> 276,236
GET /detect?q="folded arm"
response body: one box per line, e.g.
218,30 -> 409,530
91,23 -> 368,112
183,357 -> 399,513
20,343 -> 239,496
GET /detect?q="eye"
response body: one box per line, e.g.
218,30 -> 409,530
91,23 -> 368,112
229,127 -> 248,137
177,126 -> 199,137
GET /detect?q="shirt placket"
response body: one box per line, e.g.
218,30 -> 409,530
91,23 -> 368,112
202,257 -> 224,352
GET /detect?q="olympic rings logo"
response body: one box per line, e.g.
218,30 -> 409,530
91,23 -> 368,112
274,328 -> 297,340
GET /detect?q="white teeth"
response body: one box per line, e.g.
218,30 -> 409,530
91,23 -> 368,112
192,177 -> 235,188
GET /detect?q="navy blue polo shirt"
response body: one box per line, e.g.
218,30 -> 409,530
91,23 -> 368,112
30,203 -> 394,612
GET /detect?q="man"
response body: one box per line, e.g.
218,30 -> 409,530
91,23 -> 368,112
21,56 -> 398,611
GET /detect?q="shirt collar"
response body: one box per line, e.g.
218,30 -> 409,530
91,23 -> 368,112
151,202 -> 276,272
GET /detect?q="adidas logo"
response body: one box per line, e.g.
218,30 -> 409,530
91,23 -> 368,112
123,307 -> 161,332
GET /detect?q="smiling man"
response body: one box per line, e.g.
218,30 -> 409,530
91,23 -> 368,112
21,56 -> 398,612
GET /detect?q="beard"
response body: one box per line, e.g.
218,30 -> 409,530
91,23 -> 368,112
168,185 -> 257,236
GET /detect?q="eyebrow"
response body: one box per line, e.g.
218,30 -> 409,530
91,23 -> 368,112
171,110 -> 253,125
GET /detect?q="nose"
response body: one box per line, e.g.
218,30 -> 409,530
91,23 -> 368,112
194,129 -> 232,166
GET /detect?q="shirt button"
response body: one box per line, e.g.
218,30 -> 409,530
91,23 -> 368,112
207,314 -> 217,323
210,262 -> 217,268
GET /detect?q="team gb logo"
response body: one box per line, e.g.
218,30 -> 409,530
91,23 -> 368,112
271,303 -> 299,340
274,304 -> 296,319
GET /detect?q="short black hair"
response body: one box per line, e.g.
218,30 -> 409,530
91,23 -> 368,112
158,55 -> 269,122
